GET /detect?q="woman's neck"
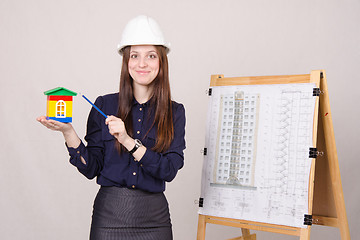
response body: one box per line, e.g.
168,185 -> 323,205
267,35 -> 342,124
133,84 -> 154,104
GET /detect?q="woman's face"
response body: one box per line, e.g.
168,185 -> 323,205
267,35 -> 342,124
128,45 -> 160,88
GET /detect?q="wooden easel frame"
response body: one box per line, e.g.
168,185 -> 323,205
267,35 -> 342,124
197,70 -> 350,240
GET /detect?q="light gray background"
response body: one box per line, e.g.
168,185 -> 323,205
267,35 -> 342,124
1,0 -> 359,239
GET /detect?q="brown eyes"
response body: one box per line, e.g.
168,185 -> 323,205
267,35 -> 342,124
130,54 -> 158,59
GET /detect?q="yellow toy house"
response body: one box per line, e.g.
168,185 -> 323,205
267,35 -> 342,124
44,87 -> 77,123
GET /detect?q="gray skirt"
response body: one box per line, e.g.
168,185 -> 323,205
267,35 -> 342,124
90,186 -> 172,240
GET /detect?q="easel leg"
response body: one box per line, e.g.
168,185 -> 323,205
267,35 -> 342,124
241,228 -> 250,237
197,214 -> 206,240
299,227 -> 311,240
319,72 -> 351,240
241,228 -> 256,240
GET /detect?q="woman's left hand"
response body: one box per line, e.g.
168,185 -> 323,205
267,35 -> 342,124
105,115 -> 130,145
106,115 -> 146,160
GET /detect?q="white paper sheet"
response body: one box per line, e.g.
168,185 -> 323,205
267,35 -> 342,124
199,83 -> 316,228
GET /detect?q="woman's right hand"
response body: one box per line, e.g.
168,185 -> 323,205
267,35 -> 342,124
36,116 -> 81,150
36,116 -> 73,134
37,116 -> 83,162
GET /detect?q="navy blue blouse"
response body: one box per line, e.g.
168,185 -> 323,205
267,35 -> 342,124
67,93 -> 186,193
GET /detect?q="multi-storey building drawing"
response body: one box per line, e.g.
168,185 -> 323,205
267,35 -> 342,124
200,83 -> 316,228
213,91 -> 259,188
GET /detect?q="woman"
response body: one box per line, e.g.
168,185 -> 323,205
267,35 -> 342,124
37,15 -> 186,240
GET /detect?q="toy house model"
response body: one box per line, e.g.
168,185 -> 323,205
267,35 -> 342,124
44,87 -> 77,123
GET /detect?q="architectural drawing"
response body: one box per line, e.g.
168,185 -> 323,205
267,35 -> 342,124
199,83 -> 316,228
212,91 -> 259,188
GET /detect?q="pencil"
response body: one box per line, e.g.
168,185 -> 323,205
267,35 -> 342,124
81,95 -> 108,118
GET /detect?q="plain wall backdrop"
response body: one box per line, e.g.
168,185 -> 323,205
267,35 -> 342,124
1,0 -> 359,239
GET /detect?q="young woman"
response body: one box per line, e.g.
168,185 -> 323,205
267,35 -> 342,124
37,15 -> 186,240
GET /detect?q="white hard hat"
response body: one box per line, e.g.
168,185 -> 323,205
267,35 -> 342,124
117,15 -> 170,55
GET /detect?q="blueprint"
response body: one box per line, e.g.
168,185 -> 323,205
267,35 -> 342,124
199,83 -> 316,228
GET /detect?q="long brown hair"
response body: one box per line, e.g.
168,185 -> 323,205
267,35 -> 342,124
116,45 -> 174,153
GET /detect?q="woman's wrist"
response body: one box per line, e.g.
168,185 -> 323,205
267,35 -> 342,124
62,126 -> 81,148
62,125 -> 76,139
122,137 -> 146,161
122,136 -> 135,151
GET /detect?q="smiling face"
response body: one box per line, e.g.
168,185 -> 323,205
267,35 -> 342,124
128,45 -> 160,89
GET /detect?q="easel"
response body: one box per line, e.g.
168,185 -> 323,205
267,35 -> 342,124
197,70 -> 350,240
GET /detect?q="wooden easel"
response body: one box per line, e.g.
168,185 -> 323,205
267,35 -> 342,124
197,70 -> 350,240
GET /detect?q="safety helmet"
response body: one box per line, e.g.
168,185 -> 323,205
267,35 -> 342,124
117,15 -> 170,55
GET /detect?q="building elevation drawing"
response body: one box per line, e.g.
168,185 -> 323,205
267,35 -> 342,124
199,83 -> 316,228
213,91 -> 259,188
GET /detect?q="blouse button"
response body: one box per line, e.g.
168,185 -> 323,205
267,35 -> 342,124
140,164 -> 143,167
138,119 -> 141,122
132,185 -> 135,188
139,108 -> 142,111
133,172 -> 136,176
77,151 -> 80,154
137,131 -> 140,134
